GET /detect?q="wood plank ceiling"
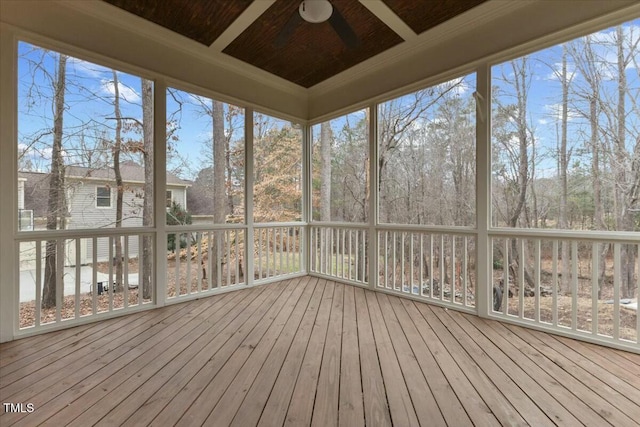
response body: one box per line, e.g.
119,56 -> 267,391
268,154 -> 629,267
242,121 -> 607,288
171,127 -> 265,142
102,0 -> 489,88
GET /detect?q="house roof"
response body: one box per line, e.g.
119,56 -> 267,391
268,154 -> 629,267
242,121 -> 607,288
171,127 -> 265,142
64,162 -> 190,186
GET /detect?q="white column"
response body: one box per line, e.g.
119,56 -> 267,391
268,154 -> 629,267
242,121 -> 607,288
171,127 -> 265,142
154,78 -> 167,305
301,122 -> 311,274
368,104 -> 379,289
245,108 -> 254,286
475,64 -> 492,318
0,27 -> 17,343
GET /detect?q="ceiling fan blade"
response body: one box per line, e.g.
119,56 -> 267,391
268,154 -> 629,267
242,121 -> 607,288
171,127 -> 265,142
328,7 -> 358,49
275,10 -> 303,48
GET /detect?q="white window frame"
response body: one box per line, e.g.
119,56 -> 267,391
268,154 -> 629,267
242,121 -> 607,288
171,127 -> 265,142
96,185 -> 112,209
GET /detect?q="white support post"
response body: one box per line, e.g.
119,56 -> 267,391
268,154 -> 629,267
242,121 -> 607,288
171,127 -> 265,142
302,121 -> 311,274
0,28 -> 17,342
368,103 -> 379,289
245,108 -> 254,286
475,63 -> 491,318
154,78 -> 168,305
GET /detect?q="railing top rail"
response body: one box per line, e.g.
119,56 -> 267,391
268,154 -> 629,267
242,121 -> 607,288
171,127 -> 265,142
310,222 -> 369,229
253,222 -> 307,228
16,227 -> 155,241
166,223 -> 248,232
489,228 -> 640,243
376,223 -> 477,235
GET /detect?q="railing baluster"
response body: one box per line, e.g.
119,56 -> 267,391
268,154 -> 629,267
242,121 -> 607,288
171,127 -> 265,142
341,229 -> 345,280
35,240 -> 42,327
393,231 -> 397,290
123,236 -> 129,309
591,242 -> 598,335
92,237 -> 97,314
279,227 -> 284,276
429,234 -> 434,299
175,233 -> 181,295
552,240 -> 558,326
348,230 -> 352,280
75,239 -> 81,318
410,234 -> 415,295
613,243 -> 620,341
227,230 -> 232,285
534,239 -> 540,323
463,236 -> 468,306
207,231 -> 213,291
108,237 -> 114,312
401,232 -> 405,292
519,239 -> 524,319
236,230 -> 241,285
197,232 -> 202,293
572,241 -> 578,330
420,234 -> 424,296
217,231 -> 223,287
502,238 -> 508,315
440,235 -> 445,301
451,236 -> 456,303
56,239 -> 63,322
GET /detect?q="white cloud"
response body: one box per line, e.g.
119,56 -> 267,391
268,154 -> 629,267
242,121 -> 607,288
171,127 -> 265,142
538,118 -> 548,125
544,103 -> 581,122
67,57 -> 109,78
545,62 -> 578,82
101,79 -> 141,103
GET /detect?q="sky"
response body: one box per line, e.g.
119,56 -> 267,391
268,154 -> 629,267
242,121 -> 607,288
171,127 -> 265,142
16,18 -> 640,183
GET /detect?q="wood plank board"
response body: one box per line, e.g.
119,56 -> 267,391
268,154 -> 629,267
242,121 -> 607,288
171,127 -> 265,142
231,277 -> 322,427
337,285 -> 364,427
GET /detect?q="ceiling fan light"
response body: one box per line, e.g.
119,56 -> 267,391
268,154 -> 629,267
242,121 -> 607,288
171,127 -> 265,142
299,0 -> 333,24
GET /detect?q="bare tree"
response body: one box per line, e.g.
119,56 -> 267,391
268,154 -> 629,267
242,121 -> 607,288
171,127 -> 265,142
111,70 -> 124,291
141,78 -> 153,299
42,54 -> 68,309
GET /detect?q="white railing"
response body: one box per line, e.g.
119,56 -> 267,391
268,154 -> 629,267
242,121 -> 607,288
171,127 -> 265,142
310,224 -> 369,285
166,227 -> 246,300
489,230 -> 639,348
377,227 -> 476,311
17,230 -> 154,333
253,223 -> 304,282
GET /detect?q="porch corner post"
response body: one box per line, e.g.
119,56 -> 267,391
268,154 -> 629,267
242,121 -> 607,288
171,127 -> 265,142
301,121 -> 311,274
0,28 -> 17,343
245,108 -> 254,286
154,78 -> 167,305
476,64 -> 492,318
368,103 -> 379,290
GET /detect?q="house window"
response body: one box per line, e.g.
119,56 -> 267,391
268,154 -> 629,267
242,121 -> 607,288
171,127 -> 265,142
166,190 -> 173,208
96,186 -> 111,208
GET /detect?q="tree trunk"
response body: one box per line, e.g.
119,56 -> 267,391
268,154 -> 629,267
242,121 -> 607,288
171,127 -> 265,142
141,78 -> 153,300
559,46 -> 571,295
211,100 -> 226,283
320,122 -> 332,222
42,54 -> 67,309
112,70 -> 124,292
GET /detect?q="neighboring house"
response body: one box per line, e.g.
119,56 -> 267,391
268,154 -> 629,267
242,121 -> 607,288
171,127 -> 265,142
18,161 -> 190,265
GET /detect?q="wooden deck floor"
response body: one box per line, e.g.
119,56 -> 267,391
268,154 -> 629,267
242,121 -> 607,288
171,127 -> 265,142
1,277 -> 639,426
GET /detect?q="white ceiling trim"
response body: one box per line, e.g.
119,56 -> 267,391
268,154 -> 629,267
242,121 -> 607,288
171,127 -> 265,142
211,1 -> 275,51
57,0 -> 307,97
358,0 -> 417,41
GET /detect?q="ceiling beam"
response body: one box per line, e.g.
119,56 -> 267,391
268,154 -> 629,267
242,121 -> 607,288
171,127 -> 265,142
211,0 -> 276,51
358,0 -> 417,41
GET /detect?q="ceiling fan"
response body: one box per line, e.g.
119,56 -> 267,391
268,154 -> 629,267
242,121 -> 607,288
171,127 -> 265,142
275,0 -> 359,49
